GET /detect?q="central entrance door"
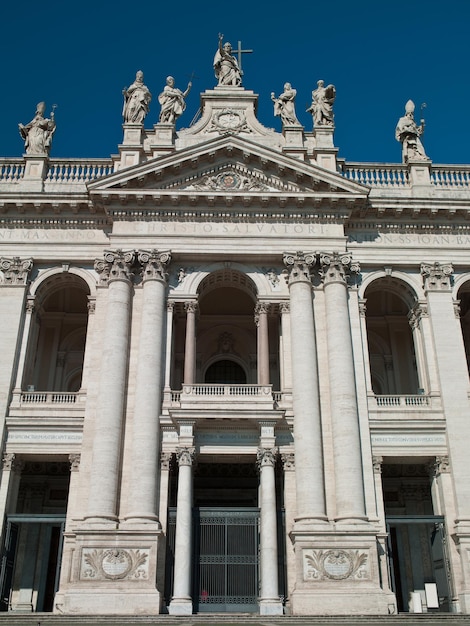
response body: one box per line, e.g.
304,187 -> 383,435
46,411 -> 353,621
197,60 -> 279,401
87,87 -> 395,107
193,507 -> 259,612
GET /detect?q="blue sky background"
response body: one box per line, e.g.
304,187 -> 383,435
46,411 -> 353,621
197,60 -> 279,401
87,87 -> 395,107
1,0 -> 469,164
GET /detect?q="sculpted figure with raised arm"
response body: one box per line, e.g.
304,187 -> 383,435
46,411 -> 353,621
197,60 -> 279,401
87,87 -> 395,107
395,99 -> 429,163
214,34 -> 242,86
158,76 -> 192,124
122,70 -> 152,124
307,79 -> 336,127
19,102 -> 56,155
271,83 -> 300,126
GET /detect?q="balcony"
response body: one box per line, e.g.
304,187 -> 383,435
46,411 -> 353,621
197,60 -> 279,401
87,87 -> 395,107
8,390 -> 87,419
367,393 -> 444,423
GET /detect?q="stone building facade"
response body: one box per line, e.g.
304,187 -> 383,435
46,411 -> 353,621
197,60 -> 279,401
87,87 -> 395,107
1,61 -> 470,617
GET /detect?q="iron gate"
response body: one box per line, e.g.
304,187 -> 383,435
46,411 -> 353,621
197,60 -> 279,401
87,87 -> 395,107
193,508 -> 259,612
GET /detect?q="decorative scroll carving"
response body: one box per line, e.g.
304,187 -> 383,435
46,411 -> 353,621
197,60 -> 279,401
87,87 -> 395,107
207,109 -> 251,135
138,249 -> 171,283
2,453 -> 24,473
283,251 -> 315,284
428,455 -> 450,478
176,447 -> 195,467
81,548 -> 149,581
408,302 -> 428,329
257,447 -> 278,469
303,549 -> 369,581
281,452 -> 295,471
0,257 -> 33,285
264,268 -> 280,289
421,262 -> 453,291
372,455 -> 383,474
319,252 -> 360,286
94,250 -> 135,285
69,454 -> 81,472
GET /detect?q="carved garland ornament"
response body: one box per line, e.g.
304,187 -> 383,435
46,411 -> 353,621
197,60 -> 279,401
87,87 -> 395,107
303,549 -> 369,581
81,548 -> 149,581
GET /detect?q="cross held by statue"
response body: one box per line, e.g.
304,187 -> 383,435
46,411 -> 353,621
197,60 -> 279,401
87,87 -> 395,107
233,40 -> 253,71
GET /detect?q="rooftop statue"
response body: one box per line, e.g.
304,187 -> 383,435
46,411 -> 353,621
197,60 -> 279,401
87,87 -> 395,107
18,102 -> 56,155
395,100 -> 429,163
122,71 -> 152,124
307,80 -> 336,127
158,76 -> 192,124
214,34 -> 242,86
271,83 -> 300,126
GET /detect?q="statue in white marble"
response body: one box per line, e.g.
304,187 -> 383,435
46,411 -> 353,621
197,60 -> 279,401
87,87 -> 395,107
307,80 -> 336,127
122,71 -> 152,124
395,100 -> 429,163
158,76 -> 192,124
271,83 -> 300,126
18,102 -> 56,155
214,34 -> 242,86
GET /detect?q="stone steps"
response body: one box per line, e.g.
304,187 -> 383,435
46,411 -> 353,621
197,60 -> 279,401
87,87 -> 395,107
0,614 -> 469,626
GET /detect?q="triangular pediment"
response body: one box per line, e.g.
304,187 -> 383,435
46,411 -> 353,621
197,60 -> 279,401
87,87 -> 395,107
90,136 -> 368,196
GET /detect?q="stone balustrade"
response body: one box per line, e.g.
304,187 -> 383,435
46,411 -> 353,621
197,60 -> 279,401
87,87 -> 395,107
340,163 -> 410,187
8,390 -> 86,418
367,393 -> 442,416
45,159 -> 114,184
0,159 -> 25,182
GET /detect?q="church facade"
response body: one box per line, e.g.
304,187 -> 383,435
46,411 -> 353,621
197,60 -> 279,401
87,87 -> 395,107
1,48 -> 470,617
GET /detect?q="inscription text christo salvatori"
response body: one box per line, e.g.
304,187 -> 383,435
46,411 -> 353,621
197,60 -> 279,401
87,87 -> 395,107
132,222 -> 329,235
348,232 -> 470,246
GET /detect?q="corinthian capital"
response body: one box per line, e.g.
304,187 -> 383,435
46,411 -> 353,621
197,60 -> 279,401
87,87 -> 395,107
283,251 -> 315,284
138,249 -> 171,283
176,447 -> 195,467
94,249 -> 135,285
421,262 -> 453,292
257,447 -> 278,469
0,257 -> 33,285
319,252 -> 360,286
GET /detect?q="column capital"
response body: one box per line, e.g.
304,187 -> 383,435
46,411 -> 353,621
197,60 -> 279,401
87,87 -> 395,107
279,301 -> 290,314
138,249 -> 171,283
257,447 -> 278,469
2,453 -> 24,473
283,251 -> 315,285
254,301 -> 271,325
160,451 -> 173,471
421,261 -> 453,292
428,455 -> 450,478
25,295 -> 36,314
184,300 -> 198,314
69,453 -> 81,472
176,447 -> 196,467
372,455 -> 383,474
319,252 -> 360,287
0,257 -> 33,285
408,302 -> 428,329
94,249 -> 135,285
87,296 -> 96,315
281,452 -> 295,471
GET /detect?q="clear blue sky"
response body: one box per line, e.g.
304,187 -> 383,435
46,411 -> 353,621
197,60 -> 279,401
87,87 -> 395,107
1,0 -> 469,164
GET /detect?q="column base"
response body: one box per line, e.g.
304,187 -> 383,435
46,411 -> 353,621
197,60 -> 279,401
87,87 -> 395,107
259,599 -> 284,615
168,598 -> 193,615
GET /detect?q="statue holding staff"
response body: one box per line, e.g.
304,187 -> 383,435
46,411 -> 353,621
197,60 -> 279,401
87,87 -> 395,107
122,70 -> 152,124
158,76 -> 192,124
19,102 -> 56,155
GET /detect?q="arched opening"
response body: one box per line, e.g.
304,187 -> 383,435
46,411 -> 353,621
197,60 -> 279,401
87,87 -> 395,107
204,359 -> 247,384
24,274 -> 90,392
364,279 -> 419,395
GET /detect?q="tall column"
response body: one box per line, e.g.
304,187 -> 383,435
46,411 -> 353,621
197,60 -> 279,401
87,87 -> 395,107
164,301 -> 175,390
0,454 -> 24,539
257,447 -> 283,615
183,301 -> 198,385
421,262 -> 470,610
255,302 -> 270,385
372,456 -> 392,593
281,453 -> 296,599
279,302 -> 292,393
283,252 -> 326,524
85,250 -> 135,524
122,250 -> 171,525
169,447 -> 195,615
319,252 -> 366,522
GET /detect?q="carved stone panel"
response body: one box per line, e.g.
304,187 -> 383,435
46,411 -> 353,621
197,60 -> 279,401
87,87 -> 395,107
303,548 -> 369,581
80,548 -> 149,581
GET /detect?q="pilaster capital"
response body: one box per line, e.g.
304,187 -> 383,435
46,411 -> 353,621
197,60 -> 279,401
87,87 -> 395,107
94,249 -> 135,285
176,447 -> 196,467
281,452 -> 295,471
358,299 -> 367,317
254,301 -> 270,325
372,455 -> 383,474
25,295 -> 36,314
184,300 -> 199,315
257,447 -> 278,469
283,251 -> 315,285
2,453 -> 24,473
160,451 -> 173,471
279,301 -> 290,315
0,257 -> 33,285
167,300 -> 175,312
421,262 -> 453,292
428,455 -> 450,478
68,453 -> 81,472
87,296 -> 96,314
408,302 -> 428,329
138,249 -> 171,283
319,252 -> 360,287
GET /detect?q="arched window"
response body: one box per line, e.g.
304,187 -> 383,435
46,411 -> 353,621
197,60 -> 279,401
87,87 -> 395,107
205,360 -> 247,384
